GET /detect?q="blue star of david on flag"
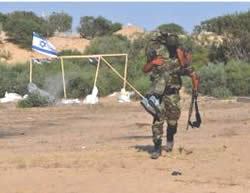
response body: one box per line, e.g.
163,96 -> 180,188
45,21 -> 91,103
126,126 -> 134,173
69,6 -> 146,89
39,41 -> 46,48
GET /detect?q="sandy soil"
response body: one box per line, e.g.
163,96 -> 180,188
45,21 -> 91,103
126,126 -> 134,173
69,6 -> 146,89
115,25 -> 145,40
0,96 -> 250,193
1,36 -> 89,65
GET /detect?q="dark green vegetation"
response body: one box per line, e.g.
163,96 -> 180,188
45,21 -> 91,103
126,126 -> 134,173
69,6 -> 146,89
18,93 -> 52,108
0,11 -> 122,48
194,10 -> 250,63
77,16 -> 122,39
157,23 -> 185,34
46,12 -> 73,34
1,11 -> 72,48
0,10 -> 250,106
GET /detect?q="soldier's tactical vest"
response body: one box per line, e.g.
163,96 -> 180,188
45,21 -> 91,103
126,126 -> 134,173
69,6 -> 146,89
149,57 -> 182,96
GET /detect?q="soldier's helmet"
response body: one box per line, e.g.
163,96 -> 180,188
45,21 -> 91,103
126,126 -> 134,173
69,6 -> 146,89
166,33 -> 179,47
146,31 -> 169,61
150,30 -> 179,47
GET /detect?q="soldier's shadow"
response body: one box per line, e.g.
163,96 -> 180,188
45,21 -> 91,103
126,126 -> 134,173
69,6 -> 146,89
113,135 -> 155,154
0,131 -> 25,138
132,145 -> 154,154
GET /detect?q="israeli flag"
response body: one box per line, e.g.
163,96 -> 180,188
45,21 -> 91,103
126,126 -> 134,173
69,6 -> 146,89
32,32 -> 58,57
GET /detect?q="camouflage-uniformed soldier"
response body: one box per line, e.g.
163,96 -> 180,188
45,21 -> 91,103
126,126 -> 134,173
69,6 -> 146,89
142,32 -> 199,159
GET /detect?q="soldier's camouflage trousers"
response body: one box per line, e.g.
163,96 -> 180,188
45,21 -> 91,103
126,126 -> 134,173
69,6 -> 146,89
152,93 -> 181,144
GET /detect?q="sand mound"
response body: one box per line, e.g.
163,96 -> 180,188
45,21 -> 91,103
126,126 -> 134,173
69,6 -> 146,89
115,25 -> 145,40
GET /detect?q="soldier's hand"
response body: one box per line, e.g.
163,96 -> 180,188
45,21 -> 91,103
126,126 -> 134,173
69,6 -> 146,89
152,56 -> 164,66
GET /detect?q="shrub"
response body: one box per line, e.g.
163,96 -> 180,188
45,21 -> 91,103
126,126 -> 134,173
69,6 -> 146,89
0,12 -> 7,30
47,12 -> 72,33
157,23 -> 185,34
59,49 -> 82,56
183,62 -> 230,99
184,60 -> 250,98
18,93 -> 52,108
211,87 -> 232,99
225,60 -> 250,96
0,64 -> 29,97
132,75 -> 151,96
191,47 -> 210,70
84,34 -> 130,55
77,16 -> 122,39
197,62 -> 229,98
4,11 -> 49,49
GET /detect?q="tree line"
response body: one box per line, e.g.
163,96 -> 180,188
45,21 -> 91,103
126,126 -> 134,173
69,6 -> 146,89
0,11 -> 123,48
194,10 -> 250,63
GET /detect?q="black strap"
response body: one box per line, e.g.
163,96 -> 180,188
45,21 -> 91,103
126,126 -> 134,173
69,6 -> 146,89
188,98 -> 202,128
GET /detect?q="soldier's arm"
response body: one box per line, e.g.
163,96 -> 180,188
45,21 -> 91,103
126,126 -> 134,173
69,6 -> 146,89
190,72 -> 199,92
176,48 -> 185,68
176,47 -> 192,68
176,48 -> 199,93
142,56 -> 164,73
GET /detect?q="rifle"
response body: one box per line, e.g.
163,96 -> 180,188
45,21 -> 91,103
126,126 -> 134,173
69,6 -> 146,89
186,90 -> 202,130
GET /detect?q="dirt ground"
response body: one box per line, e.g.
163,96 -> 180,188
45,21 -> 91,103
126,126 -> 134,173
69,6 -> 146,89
0,96 -> 250,193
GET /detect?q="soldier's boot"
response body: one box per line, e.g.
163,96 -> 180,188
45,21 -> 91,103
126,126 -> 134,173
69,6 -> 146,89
151,139 -> 162,159
166,124 -> 177,152
166,140 -> 174,152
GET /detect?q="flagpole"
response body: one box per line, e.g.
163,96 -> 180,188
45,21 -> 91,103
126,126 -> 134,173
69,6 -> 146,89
29,58 -> 33,83
94,56 -> 101,87
60,57 -> 67,99
123,54 -> 128,90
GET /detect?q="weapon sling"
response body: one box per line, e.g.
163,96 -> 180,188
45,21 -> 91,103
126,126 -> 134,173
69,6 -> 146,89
186,92 -> 202,130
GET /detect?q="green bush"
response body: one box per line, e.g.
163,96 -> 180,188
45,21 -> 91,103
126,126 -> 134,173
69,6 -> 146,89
0,63 -> 29,97
132,76 -> 151,96
4,11 -> 50,49
0,12 -> 7,30
211,87 -> 232,99
196,62 -> 229,98
84,34 -> 130,55
77,16 -> 122,39
47,12 -> 72,33
183,62 -> 231,98
191,47 -> 210,70
225,60 -> 250,96
184,60 -> 250,99
157,23 -> 185,34
18,93 -> 52,108
59,49 -> 82,56
208,44 -> 229,64
194,10 -> 250,35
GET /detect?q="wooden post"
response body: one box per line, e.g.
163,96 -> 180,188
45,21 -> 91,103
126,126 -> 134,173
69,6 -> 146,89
94,57 -> 101,87
123,54 -> 128,89
29,58 -> 33,83
60,57 -> 67,99
101,56 -> 144,98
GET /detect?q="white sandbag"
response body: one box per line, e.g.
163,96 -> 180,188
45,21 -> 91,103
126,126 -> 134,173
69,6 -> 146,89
0,92 -> 23,103
118,88 -> 135,103
83,86 -> 99,104
61,99 -> 80,105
